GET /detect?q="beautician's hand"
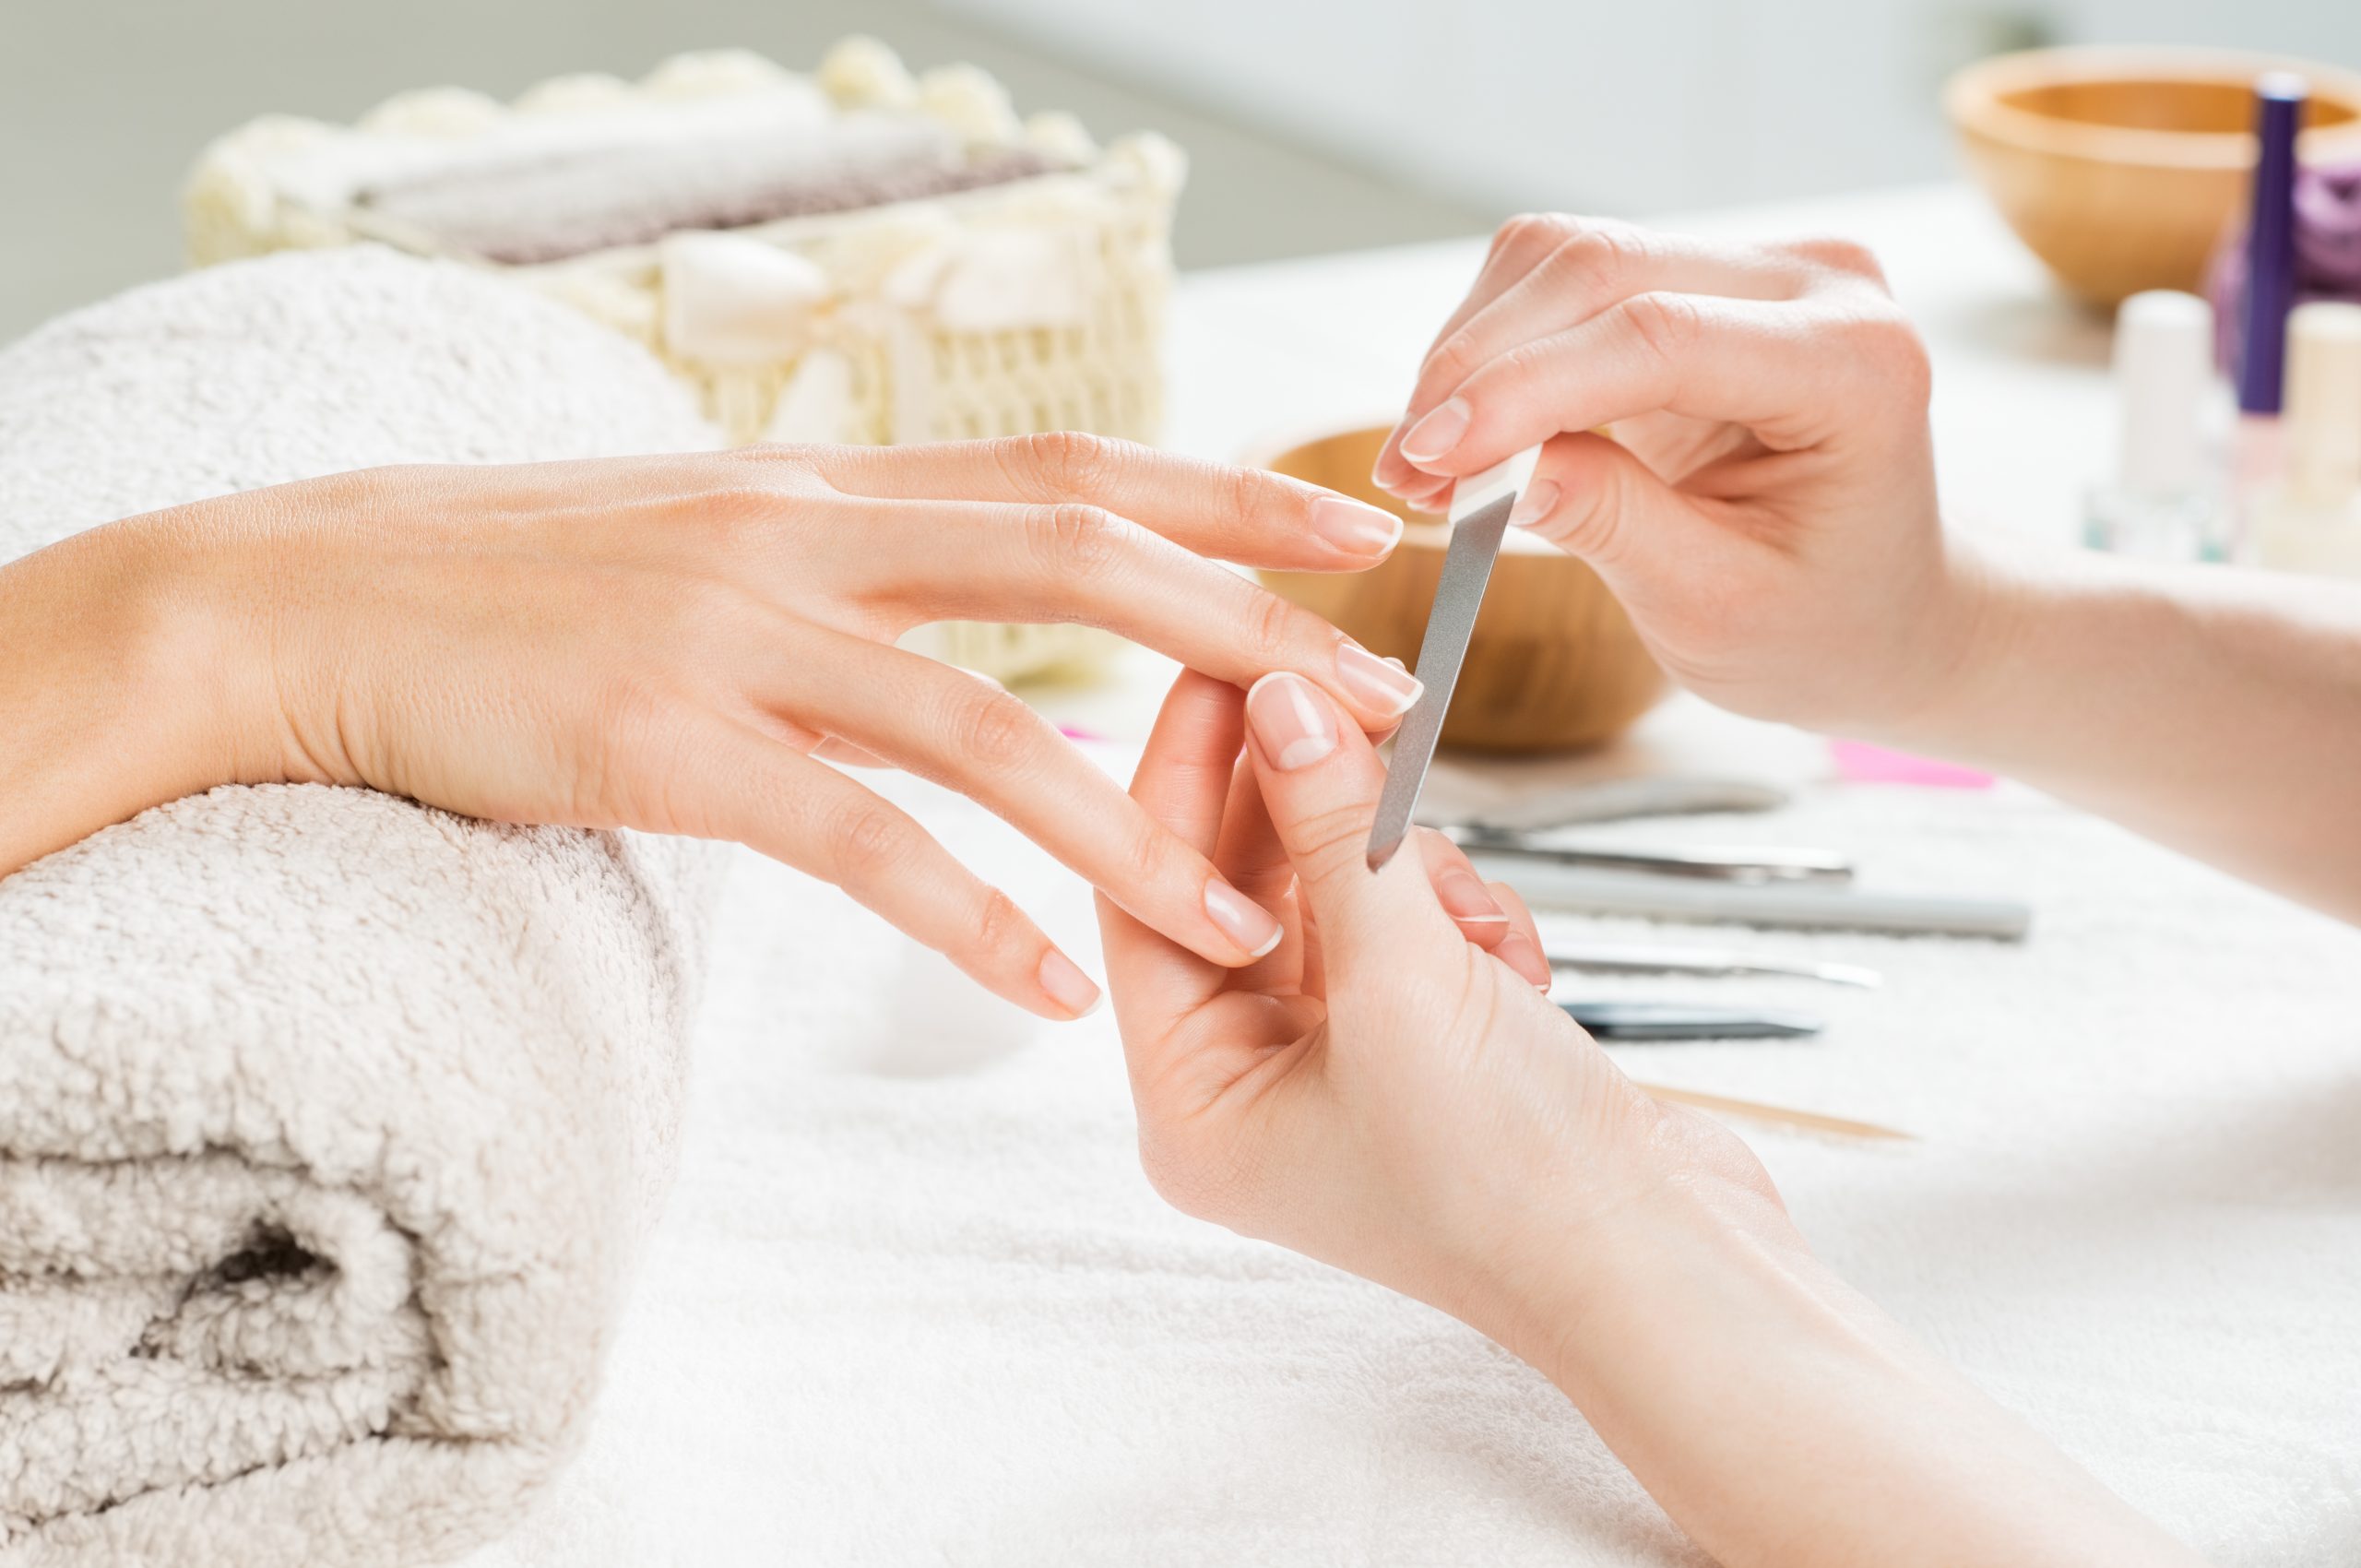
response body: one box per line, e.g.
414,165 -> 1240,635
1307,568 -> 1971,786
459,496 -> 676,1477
1099,669 -> 2207,1568
1369,215 -> 1964,737
1097,668 -> 1700,1318
0,436 -> 1427,1019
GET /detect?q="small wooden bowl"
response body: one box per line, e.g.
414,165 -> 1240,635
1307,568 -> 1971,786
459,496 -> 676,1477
1251,423 -> 1665,754
1945,46 -> 2361,307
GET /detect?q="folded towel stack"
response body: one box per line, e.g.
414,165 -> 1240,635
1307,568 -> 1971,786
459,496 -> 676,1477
0,249 -> 719,1565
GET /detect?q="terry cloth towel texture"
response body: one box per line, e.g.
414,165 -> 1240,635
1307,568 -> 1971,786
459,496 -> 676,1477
0,248 -> 719,1565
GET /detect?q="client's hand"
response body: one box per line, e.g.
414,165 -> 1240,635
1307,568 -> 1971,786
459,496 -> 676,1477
1369,215 -> 1967,738
6,436 -> 1424,1019
1097,668 -> 1752,1330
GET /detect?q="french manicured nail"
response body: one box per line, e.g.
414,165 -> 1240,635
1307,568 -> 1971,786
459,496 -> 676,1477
1397,398 -> 1471,464
1247,671 -> 1342,768
1204,879 -> 1284,958
1494,929 -> 1553,989
1333,644 -> 1421,718
1509,478 -> 1560,528
1310,494 -> 1403,556
1037,949 -> 1102,1016
1435,866 -> 1509,924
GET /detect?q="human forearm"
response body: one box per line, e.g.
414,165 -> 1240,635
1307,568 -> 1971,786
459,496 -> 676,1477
1489,1147 -> 2204,1568
1891,537 -> 2361,922
0,515 -> 258,877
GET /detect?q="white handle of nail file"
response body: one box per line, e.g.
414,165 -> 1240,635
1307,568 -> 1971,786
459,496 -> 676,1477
1448,444 -> 1543,525
1469,856 -> 2033,940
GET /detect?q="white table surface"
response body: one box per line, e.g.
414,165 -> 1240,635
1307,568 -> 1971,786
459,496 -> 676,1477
1037,181 -> 2109,799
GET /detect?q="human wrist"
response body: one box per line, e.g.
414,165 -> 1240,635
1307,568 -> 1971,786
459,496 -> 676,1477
1439,1098 -> 1807,1381
1860,526 -> 2027,757
0,513 -> 263,873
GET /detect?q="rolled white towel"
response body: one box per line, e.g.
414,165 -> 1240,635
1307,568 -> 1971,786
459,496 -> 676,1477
0,248 -> 721,1565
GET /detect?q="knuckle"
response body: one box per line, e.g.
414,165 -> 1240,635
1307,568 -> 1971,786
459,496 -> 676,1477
1784,234 -> 1887,285
971,886 -> 1029,956
1113,814 -> 1170,889
1553,220 -> 1648,294
948,686 -> 1038,773
1290,798 -> 1373,871
1426,327 -> 1482,384
1619,290 -> 1702,365
1843,309 -> 1931,400
1004,429 -> 1128,499
1242,585 -> 1303,663
825,801 -> 912,883
1497,211 -> 1579,263
1026,501 -> 1124,580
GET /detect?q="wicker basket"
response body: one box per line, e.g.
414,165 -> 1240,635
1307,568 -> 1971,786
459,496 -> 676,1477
182,40 -> 1183,683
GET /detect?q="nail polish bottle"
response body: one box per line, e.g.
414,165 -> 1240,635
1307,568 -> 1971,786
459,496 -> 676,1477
2083,290 -> 2227,561
2229,73 -> 2307,556
2251,301 -> 2361,577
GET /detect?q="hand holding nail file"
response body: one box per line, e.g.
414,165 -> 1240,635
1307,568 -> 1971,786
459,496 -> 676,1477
1366,444 -> 1545,870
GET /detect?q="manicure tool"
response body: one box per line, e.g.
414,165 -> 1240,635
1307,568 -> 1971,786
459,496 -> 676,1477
1366,445 -> 1543,871
1470,856 -> 2033,939
1633,1082 -> 1910,1143
1548,942 -> 1881,989
1460,776 -> 1790,831
1444,825 -> 1853,885
1559,1001 -> 1823,1040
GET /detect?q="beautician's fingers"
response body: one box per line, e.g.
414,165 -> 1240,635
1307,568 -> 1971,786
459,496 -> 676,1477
1507,430 -> 1721,579
1393,289 -> 1926,483
758,632 -> 1285,969
1410,827 -> 1542,962
1097,672 -> 1268,1039
842,497 -> 1424,729
1372,220 -> 1817,495
1212,754 -> 1304,994
801,433 -> 1405,572
1237,673 -> 1460,949
1487,883 -> 1553,991
678,718 -> 1099,1020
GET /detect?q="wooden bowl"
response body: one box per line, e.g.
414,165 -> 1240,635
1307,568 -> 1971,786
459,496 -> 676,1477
1946,47 -> 2361,307
1251,423 -> 1665,754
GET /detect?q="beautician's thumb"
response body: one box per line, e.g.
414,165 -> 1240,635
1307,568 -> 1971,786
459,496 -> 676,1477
1240,671 -> 1444,938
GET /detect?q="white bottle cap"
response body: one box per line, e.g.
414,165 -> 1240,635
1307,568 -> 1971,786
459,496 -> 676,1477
2113,290 -> 2216,496
2284,302 -> 2361,503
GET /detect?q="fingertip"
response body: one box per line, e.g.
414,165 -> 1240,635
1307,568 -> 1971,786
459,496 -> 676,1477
1037,947 -> 1105,1019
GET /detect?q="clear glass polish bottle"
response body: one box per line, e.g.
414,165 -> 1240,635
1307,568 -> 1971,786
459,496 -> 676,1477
2084,290 -> 2228,562
2251,301 -> 2361,578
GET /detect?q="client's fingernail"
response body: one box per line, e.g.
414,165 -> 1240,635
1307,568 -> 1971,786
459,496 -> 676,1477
1038,949 -> 1103,1016
1204,879 -> 1284,958
1247,671 -> 1342,767
1436,866 -> 1509,924
1508,478 -> 1560,529
1397,398 -> 1471,464
1332,645 -> 1421,719
1310,495 -> 1404,556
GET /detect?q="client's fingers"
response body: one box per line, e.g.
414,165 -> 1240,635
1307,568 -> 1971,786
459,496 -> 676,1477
677,718 -> 1096,1020
764,632 -> 1283,968
807,432 -> 1406,572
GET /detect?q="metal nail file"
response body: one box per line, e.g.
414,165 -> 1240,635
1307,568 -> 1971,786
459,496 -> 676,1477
1366,444 -> 1543,871
1558,1001 -> 1824,1041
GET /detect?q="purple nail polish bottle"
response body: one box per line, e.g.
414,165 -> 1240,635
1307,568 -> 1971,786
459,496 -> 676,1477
2231,73 -> 2307,555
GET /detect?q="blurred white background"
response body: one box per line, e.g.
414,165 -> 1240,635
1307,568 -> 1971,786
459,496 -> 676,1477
2,0 -> 2355,343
